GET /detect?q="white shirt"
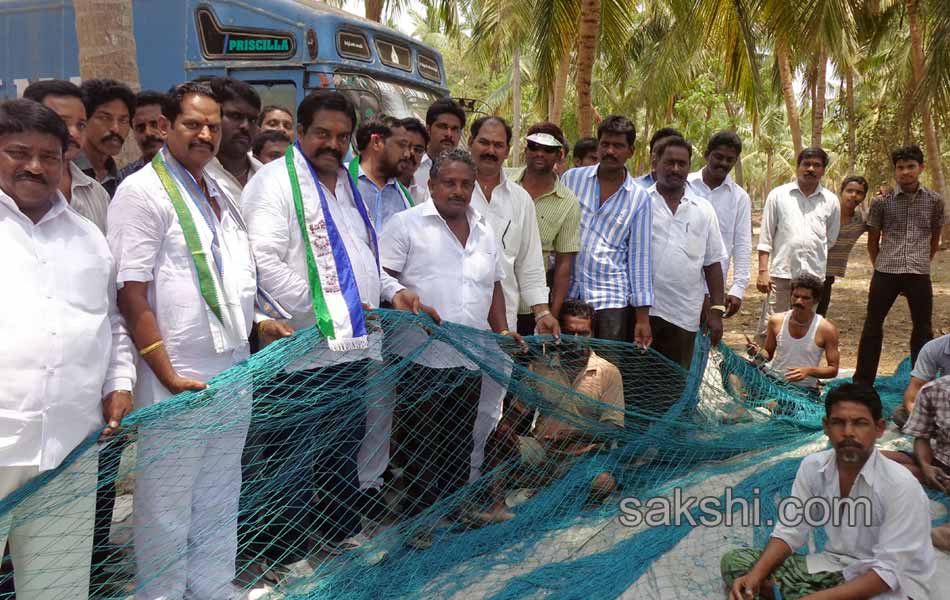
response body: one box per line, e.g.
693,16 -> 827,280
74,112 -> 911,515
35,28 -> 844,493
68,161 -> 110,234
1,190 -> 134,471
758,181 -> 841,279
107,161 -> 258,407
380,201 -> 505,369
687,170 -> 752,298
771,448 -> 935,600
413,152 -> 432,200
241,149 -> 404,369
205,155 -> 263,206
470,171 -> 549,330
648,187 -> 727,332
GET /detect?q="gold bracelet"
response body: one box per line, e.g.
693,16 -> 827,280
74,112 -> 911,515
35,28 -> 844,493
709,305 -> 727,313
499,329 -> 511,336
138,340 -> 164,357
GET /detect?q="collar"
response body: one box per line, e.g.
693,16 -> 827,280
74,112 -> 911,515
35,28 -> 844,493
588,165 -> 636,192
420,195 -> 480,227
510,166 -> 568,198
816,446 -> 881,488
0,187 -> 69,225
164,149 -> 225,202
791,180 -> 825,199
420,153 -> 432,166
895,184 -> 927,198
941,333 -> 950,356
649,184 -> 702,207
69,160 -> 100,190
689,169 -> 734,192
74,151 -> 118,179
357,162 -> 399,191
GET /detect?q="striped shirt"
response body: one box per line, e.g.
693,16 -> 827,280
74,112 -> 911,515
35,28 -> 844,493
825,208 -> 867,278
561,165 -> 653,310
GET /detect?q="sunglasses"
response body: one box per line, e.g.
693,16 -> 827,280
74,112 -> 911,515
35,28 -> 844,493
526,142 -> 560,154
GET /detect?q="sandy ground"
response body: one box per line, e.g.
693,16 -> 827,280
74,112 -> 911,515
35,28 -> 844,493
722,212 -> 950,375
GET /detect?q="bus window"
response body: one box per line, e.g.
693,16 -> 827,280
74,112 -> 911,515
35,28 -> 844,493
332,72 -> 439,122
249,82 -> 297,120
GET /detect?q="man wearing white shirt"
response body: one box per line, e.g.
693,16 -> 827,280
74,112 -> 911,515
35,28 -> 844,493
723,383 -> 935,600
23,80 -> 111,234
413,98 -> 466,196
108,82 -> 288,600
241,90 -> 425,567
648,137 -> 726,371
380,148 -> 518,548
756,147 -> 841,342
0,99 -> 135,599
688,131 -> 752,317
395,117 -> 430,205
205,77 -> 263,201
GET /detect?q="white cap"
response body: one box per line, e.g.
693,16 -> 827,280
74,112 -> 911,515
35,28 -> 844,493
525,133 -> 562,148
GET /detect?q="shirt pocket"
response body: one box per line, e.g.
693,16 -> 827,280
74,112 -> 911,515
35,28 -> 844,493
679,224 -> 704,260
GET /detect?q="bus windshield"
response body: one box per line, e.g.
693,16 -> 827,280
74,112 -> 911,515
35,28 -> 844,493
332,72 -> 441,122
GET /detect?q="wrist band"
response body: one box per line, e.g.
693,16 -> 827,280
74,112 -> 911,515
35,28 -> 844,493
534,309 -> 552,320
139,340 -> 164,357
709,305 -> 726,313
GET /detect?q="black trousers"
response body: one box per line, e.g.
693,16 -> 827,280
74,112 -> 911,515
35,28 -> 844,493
594,307 -> 633,342
238,360 -> 367,564
397,366 -> 481,518
649,316 -> 697,371
816,276 -> 835,317
90,431 -> 130,584
854,271 -> 933,384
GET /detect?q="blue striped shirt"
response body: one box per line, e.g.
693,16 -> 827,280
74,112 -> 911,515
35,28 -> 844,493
561,165 -> 654,310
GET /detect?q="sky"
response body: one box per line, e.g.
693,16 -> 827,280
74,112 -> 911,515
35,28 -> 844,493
340,1 -> 418,37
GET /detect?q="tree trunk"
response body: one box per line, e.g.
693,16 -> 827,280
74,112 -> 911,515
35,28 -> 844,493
777,43 -> 803,157
511,46 -> 522,166
907,0 -> 947,202
549,50 -> 570,126
575,0 -> 601,137
73,0 -> 141,166
812,46 -> 827,148
846,67 -> 857,174
365,0 -> 385,22
765,151 -> 773,206
723,98 -> 743,186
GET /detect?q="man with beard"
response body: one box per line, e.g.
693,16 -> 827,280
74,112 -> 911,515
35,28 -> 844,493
414,98 -> 465,194
746,275 -> 840,402
755,147 -> 840,343
561,115 -> 653,346
722,383 -> 935,600
23,80 -> 110,233
241,90 -> 427,572
77,79 -> 135,197
394,117 -> 429,204
647,137 -> 726,371
506,122 -> 580,335
108,81 -> 290,600
350,115 -> 413,228
117,90 -> 167,183
0,98 -> 134,600
205,77 -> 263,200
688,131 -> 752,319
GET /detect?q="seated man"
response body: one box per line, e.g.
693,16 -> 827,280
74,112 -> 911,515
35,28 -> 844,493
893,332 -> 950,428
898,375 -> 950,551
745,274 -> 840,405
479,299 -> 623,521
722,383 -> 935,600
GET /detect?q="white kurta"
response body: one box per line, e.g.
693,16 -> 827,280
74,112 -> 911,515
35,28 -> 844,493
241,147 -> 404,370
108,159 -> 257,600
0,190 -> 134,472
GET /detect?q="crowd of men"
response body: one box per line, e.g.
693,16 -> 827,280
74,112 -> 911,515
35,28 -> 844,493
0,74 -> 948,600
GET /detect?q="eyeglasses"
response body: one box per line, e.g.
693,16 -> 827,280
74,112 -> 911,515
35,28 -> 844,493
526,142 -> 560,154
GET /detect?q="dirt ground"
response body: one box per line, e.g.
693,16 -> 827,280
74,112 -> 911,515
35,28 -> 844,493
721,211 -> 950,376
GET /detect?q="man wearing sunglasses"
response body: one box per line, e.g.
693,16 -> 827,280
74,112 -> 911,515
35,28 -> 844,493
506,124 -> 581,336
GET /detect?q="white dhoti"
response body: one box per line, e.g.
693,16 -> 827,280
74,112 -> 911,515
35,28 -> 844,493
133,355 -> 250,600
469,364 -> 512,482
0,446 -> 98,600
357,361 -> 393,491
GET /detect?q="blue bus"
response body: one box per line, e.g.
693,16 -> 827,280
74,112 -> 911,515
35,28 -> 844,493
0,0 -> 450,123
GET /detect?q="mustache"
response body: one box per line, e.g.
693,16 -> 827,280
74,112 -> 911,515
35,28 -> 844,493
479,153 -> 499,162
447,195 -> 466,203
792,303 -> 806,310
15,172 -> 48,185
67,138 -> 81,150
101,132 -> 124,145
189,140 -> 215,152
143,136 -> 164,147
314,147 -> 342,162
